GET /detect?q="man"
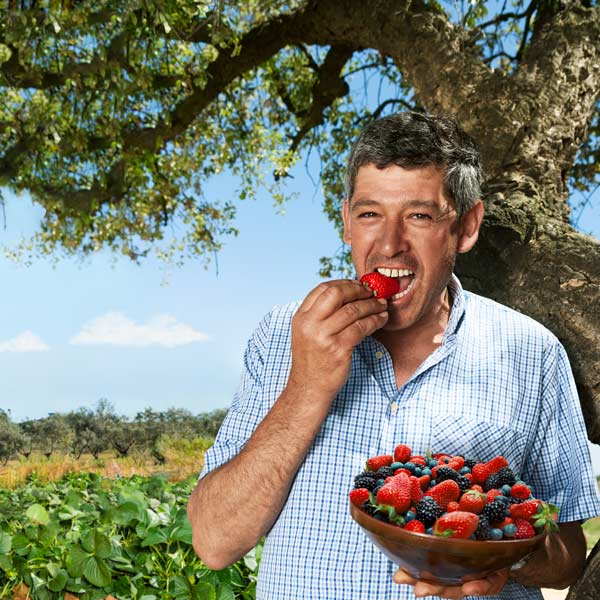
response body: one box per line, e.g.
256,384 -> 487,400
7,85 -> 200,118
187,112 -> 600,599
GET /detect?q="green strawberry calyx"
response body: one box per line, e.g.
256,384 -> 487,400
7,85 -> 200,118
533,502 -> 559,533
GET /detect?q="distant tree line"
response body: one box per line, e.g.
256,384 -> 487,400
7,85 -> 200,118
0,400 -> 227,465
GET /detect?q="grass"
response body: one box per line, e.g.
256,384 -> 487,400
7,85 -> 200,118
0,435 -> 213,489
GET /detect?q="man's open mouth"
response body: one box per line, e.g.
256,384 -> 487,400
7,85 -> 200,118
375,267 -> 416,299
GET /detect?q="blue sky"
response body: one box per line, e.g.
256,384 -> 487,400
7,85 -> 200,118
1,153 -> 600,473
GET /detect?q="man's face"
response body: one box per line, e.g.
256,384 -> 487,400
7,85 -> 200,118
342,163 -> 481,333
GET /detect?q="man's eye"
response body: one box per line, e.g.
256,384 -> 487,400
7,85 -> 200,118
410,213 -> 432,220
357,211 -> 377,218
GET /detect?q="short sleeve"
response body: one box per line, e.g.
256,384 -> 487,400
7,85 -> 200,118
198,309 -> 273,480
522,339 -> 600,522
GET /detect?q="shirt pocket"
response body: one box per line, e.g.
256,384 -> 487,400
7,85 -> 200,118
431,413 -> 528,477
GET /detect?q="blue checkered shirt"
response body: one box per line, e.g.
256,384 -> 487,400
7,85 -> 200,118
199,275 -> 600,600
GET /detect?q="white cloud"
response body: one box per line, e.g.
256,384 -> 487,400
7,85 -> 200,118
0,330 -> 50,352
69,311 -> 210,348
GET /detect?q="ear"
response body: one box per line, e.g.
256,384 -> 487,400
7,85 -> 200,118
342,199 -> 352,245
457,200 -> 484,254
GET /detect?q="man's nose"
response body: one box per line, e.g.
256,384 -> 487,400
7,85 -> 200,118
379,218 -> 410,256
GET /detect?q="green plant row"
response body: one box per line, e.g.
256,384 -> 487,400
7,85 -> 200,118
0,473 -> 261,600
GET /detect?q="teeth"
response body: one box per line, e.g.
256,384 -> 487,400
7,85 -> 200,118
391,276 -> 416,300
376,267 -> 414,278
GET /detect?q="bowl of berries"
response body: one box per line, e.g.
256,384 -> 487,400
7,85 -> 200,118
349,445 -> 557,585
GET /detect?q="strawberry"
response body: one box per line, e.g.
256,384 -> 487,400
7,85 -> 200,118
446,501 -> 460,512
464,473 -> 473,482
404,520 -> 426,533
459,490 -> 486,514
510,483 -> 531,500
410,476 -> 424,503
486,489 -> 503,503
366,455 -> 393,471
418,475 -> 431,490
510,499 -> 542,520
394,468 -> 411,476
360,272 -> 400,299
471,463 -> 488,483
448,456 -> 465,470
349,488 -> 370,507
433,511 -> 479,539
427,479 -> 460,510
393,444 -> 412,463
470,484 -> 484,493
410,456 -> 427,466
472,456 -> 508,484
513,518 -> 536,539
376,472 -> 412,513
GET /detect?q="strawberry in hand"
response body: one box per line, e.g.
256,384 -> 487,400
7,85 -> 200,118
360,272 -> 400,299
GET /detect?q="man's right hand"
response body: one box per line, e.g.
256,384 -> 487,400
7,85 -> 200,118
288,279 -> 389,398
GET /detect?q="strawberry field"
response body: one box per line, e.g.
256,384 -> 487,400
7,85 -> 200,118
0,473 -> 260,600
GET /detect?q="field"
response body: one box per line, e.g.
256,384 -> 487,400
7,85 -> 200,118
0,444 -> 599,599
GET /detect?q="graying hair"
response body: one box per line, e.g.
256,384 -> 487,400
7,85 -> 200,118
345,112 -> 482,217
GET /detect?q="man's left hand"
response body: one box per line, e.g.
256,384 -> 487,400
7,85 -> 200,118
393,568 -> 509,599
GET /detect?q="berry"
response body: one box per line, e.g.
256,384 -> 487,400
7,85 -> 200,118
509,499 -> 542,520
360,272 -> 400,299
486,489 -> 503,503
405,510 -> 416,522
511,483 -> 532,500
433,512 -> 479,539
464,459 -> 477,469
474,516 -> 493,540
456,475 -> 471,493
353,476 -> 377,491
428,480 -> 461,510
472,456 -> 509,484
349,488 -> 370,507
376,466 -> 396,479
404,520 -> 426,533
366,455 -> 393,471
410,456 -> 427,466
501,484 -> 512,495
415,497 -> 444,527
503,523 -> 517,538
410,476 -> 424,503
459,490 -> 486,514
513,518 -> 536,539
482,500 -> 507,523
484,467 -> 517,492
394,468 -> 411,476
436,466 -> 460,483
489,528 -> 504,540
393,444 -> 412,463
376,472 -> 412,512
419,475 -> 431,490
446,501 -> 460,512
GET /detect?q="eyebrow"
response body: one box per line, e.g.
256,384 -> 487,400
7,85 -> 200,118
349,198 -> 440,211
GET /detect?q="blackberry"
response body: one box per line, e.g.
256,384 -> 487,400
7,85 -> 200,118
482,500 -> 506,523
376,466 -> 396,479
354,471 -> 378,482
415,497 -> 443,527
464,459 -> 477,469
436,467 -> 460,482
353,476 -> 377,491
484,467 -> 516,492
474,516 -> 493,540
456,475 -> 471,493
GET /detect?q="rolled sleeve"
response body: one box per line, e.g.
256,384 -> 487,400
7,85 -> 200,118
522,339 -> 600,522
199,310 -> 273,480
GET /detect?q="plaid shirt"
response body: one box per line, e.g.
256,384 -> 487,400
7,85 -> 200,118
199,275 -> 600,600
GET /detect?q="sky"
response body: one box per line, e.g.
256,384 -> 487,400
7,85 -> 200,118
1,144 -> 600,475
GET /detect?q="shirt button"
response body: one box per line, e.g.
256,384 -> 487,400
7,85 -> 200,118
375,351 -> 384,359
390,401 -> 398,415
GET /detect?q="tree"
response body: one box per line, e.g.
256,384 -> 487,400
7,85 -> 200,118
0,2 -> 599,444
0,409 -> 24,464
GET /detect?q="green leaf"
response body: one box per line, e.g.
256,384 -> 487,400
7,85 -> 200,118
170,520 -> 193,544
113,501 -> 142,525
193,582 -> 216,600
83,556 -> 112,588
141,528 -> 168,547
217,584 -> 235,600
47,568 -> 68,592
12,534 -> 30,555
82,530 -> 112,558
66,545 -> 90,578
25,504 -> 50,526
0,531 -> 12,554
0,554 -> 13,573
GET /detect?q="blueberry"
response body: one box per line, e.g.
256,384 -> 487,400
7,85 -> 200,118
490,528 -> 503,540
414,467 -> 423,476
422,467 -> 432,476
404,462 -> 416,472
501,484 -> 512,495
405,511 -> 416,522
495,495 -> 509,504
503,524 -> 517,537
426,527 -> 433,535
428,459 -> 438,468
430,480 -> 437,486
460,466 -> 471,474
390,462 -> 404,470
377,479 -> 385,486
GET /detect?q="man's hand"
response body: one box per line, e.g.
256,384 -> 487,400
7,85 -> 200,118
288,279 -> 388,398
393,568 -> 509,599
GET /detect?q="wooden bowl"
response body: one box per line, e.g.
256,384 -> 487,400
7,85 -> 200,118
350,503 -> 546,584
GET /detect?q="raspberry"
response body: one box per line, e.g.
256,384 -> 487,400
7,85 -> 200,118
349,488 -> 370,507
514,518 -> 536,539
